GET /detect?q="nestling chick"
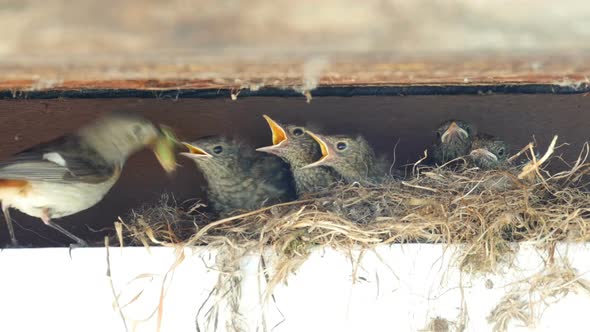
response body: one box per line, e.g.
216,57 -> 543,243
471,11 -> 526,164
469,134 -> 509,170
431,120 -> 473,164
0,112 -> 177,246
304,132 -> 387,184
182,136 -> 296,216
256,115 -> 340,195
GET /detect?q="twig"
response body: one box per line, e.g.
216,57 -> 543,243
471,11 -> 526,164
508,142 -> 534,163
518,136 -> 558,180
185,199 -> 314,246
401,181 -> 439,193
105,237 -> 129,332
412,150 -> 428,177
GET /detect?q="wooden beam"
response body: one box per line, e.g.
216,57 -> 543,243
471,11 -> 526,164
2,55 -> 590,92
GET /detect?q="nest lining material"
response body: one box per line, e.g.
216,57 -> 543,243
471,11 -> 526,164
114,137 -> 590,331
118,137 -> 590,272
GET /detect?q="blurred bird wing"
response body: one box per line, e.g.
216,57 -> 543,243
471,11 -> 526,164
0,135 -> 116,183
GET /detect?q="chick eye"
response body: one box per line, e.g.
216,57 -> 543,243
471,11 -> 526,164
213,146 -> 223,154
292,128 -> 304,136
497,148 -> 505,156
336,142 -> 347,151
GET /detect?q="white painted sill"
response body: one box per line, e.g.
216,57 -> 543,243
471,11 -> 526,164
1,243 -> 589,332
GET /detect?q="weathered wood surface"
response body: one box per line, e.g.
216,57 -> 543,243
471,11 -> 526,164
3,56 -> 590,92
1,1 -> 590,90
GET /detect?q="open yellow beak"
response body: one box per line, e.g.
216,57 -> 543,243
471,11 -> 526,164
180,142 -> 212,159
152,125 -> 178,173
441,121 -> 469,144
256,114 -> 289,153
302,131 -> 334,169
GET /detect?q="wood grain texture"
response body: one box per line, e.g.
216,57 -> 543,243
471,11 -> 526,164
2,56 -> 590,92
1,1 -> 590,90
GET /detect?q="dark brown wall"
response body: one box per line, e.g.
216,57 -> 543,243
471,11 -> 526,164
0,95 -> 587,246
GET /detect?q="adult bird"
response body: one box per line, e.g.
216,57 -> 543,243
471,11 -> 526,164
303,132 -> 388,184
0,112 -> 177,246
181,136 -> 296,216
431,119 -> 473,164
256,115 -> 340,195
469,134 -> 509,170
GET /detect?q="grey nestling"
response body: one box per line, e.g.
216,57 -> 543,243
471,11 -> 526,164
182,136 -> 296,216
469,134 -> 509,170
431,119 -> 473,164
256,115 -> 340,195
304,132 -> 388,184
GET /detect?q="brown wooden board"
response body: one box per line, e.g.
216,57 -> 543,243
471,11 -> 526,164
2,56 -> 590,94
0,95 -> 588,246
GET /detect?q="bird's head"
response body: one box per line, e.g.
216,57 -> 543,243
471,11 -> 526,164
256,115 -> 322,167
434,119 -> 473,161
303,132 -> 376,181
436,119 -> 472,145
79,112 -> 177,173
180,136 -> 242,174
469,136 -> 509,169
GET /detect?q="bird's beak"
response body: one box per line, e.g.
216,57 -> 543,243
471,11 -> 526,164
180,142 -> 212,159
441,121 -> 469,144
256,114 -> 289,154
151,125 -> 178,173
470,148 -> 498,162
302,131 -> 334,169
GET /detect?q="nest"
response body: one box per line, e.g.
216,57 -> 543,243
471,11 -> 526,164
119,137 -> 590,270
487,259 -> 590,331
115,137 -> 590,331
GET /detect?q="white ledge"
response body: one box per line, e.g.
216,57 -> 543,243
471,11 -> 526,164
1,243 -> 590,332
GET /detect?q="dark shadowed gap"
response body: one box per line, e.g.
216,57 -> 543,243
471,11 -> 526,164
0,94 -> 587,247
1,84 -> 589,100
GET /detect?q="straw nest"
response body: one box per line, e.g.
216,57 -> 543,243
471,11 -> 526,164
118,137 -> 590,271
115,137 -> 590,330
